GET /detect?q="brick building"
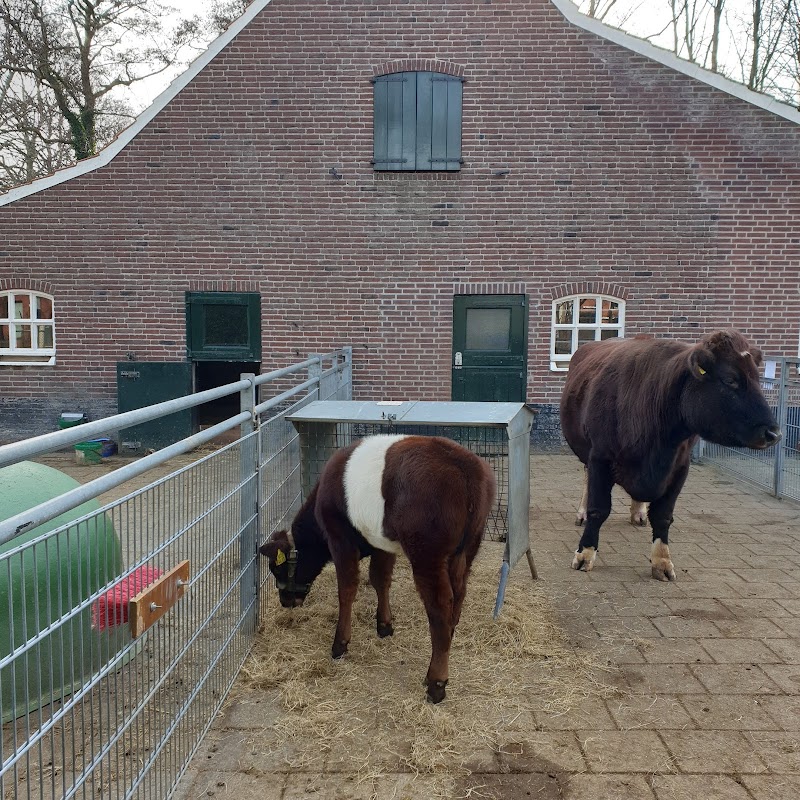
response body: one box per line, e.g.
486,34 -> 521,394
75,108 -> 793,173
1,0 -> 799,446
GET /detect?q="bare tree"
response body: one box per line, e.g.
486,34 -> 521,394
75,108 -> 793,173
205,0 -> 251,35
710,0 -> 726,71
0,0 -> 199,189
0,81 -> 74,191
577,0 -> 645,25
744,0 -> 794,92
577,0 -> 800,106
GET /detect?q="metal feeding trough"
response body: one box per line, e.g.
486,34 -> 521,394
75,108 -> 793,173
286,400 -> 537,616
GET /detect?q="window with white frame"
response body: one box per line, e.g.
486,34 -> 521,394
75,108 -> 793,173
550,294 -> 624,371
0,290 -> 56,365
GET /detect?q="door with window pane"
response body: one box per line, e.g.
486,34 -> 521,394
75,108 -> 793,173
452,295 -> 528,401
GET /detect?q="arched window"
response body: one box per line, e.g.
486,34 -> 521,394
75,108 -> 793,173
550,294 -> 624,371
0,290 -> 56,365
372,71 -> 463,171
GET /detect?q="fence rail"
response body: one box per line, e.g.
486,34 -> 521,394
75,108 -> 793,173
697,355 -> 800,502
0,347 -> 352,799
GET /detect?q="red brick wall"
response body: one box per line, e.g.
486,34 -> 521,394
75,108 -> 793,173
2,0 -> 799,434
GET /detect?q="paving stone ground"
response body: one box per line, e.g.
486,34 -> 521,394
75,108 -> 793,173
169,454 -> 800,799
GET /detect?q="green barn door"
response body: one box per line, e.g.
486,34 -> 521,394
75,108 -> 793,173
452,295 -> 528,402
117,362 -> 194,453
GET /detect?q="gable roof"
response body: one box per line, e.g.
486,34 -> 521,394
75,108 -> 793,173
1,0 -> 798,208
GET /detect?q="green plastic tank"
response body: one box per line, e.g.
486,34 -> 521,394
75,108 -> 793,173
0,461 -> 128,722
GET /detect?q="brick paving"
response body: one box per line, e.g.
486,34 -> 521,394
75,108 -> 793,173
174,454 -> 800,800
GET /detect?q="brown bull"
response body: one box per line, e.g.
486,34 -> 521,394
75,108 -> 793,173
560,330 -> 781,581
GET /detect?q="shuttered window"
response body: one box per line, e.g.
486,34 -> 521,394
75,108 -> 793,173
372,71 -> 463,171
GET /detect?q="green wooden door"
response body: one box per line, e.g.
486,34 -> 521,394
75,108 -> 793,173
117,362 -> 194,453
452,295 -> 528,401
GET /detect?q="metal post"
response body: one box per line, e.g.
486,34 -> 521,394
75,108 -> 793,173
773,357 -> 788,499
340,346 -> 353,400
308,354 -> 323,401
239,374 -> 259,632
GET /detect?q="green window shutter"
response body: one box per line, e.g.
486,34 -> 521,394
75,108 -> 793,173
373,71 -> 462,171
415,72 -> 433,170
373,73 -> 414,170
444,75 -> 462,171
428,74 -> 462,171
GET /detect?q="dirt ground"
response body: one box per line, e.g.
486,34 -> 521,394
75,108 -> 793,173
163,453 -> 800,800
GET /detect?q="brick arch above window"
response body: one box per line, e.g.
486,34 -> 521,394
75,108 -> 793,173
371,59 -> 466,79
0,278 -> 54,295
186,280 -> 262,293
453,282 -> 527,296
547,282 -> 629,303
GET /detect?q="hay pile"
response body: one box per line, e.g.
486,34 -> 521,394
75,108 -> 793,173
241,550 -> 613,797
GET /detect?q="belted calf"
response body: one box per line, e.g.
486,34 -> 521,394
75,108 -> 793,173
259,434 -> 496,703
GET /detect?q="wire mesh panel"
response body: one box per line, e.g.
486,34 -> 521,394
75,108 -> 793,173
0,348 -> 353,800
0,440 -> 262,799
699,357 -> 800,502
297,422 -> 510,542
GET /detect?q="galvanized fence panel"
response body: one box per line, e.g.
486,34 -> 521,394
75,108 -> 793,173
0,349 -> 352,799
697,356 -> 800,502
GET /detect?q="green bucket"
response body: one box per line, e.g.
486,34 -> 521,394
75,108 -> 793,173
74,439 -> 105,464
0,461 -> 128,722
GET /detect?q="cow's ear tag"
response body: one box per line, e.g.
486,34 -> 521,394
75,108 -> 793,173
697,366 -> 707,376
275,549 -> 286,566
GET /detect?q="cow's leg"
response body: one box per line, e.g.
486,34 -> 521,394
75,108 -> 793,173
630,499 -> 648,527
572,459 -> 613,572
448,552 -> 468,634
369,549 -> 396,638
411,562 -> 454,704
647,463 -> 690,582
329,542 -> 361,659
575,466 -> 589,526
450,527 -> 482,634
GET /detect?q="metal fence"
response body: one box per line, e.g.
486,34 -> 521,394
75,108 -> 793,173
697,356 -> 800,502
0,348 -> 352,800
297,421 -> 511,543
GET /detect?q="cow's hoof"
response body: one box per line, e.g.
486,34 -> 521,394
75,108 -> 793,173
331,640 -> 348,659
574,512 -> 587,527
630,502 -> 648,527
377,621 -> 394,638
651,559 -> 676,582
650,539 -> 675,582
571,547 -> 596,572
426,679 -> 448,704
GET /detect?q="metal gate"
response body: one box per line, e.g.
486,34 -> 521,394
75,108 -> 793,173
696,356 -> 800,502
0,349 -> 352,799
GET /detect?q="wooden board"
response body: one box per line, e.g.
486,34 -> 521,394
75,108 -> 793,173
128,560 -> 190,638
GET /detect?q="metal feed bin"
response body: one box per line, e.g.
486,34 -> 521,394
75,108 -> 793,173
286,400 -> 537,616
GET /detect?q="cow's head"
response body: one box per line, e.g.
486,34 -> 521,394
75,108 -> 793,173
683,330 -> 781,450
259,529 -> 326,608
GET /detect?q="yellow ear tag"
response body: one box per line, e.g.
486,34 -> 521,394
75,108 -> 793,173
698,367 -> 706,375
275,549 -> 286,566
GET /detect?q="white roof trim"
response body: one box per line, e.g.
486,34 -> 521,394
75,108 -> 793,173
2,0 -> 797,208
0,0 -> 274,208
550,0 -> 800,125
